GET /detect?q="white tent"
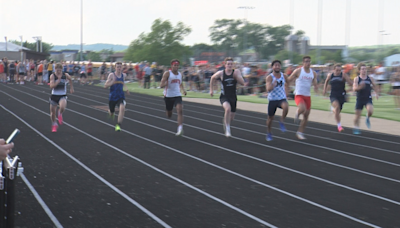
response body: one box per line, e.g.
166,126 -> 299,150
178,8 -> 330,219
384,54 -> 400,67
0,42 -> 30,52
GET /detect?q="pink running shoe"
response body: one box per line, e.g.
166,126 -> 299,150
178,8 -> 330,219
52,125 -> 58,132
338,126 -> 344,132
58,113 -> 63,125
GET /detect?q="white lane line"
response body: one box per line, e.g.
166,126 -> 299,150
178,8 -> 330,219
0,104 -> 172,228
20,173 -> 63,228
10,86 -> 400,206
71,88 -> 400,152
61,96 -> 400,205
1,88 -> 385,228
8,86 -> 400,184
30,84 -> 400,144
84,86 -> 399,141
7,86 -> 400,185
0,91 -> 277,228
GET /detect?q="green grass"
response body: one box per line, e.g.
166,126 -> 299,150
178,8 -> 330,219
108,82 -> 400,122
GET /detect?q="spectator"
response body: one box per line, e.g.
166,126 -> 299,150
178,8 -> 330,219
143,63 -> 152,89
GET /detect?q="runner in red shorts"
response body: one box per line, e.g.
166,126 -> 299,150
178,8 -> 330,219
288,56 -> 318,139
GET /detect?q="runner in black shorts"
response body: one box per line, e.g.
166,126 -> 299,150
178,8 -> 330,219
210,57 -> 245,137
323,64 -> 353,132
160,59 -> 187,136
352,63 -> 378,134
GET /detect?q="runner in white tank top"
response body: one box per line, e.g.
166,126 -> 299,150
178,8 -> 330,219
288,56 -> 318,140
160,59 -> 187,136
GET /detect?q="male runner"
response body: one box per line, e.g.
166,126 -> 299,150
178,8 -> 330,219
352,63 -> 378,134
49,63 -> 74,132
104,62 -> 130,131
87,60 -> 93,85
323,64 -> 353,132
265,60 -> 289,141
288,56 -> 319,140
160,59 -> 187,136
210,57 -> 245,137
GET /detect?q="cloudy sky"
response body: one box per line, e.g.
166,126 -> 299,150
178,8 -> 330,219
1,0 -> 399,48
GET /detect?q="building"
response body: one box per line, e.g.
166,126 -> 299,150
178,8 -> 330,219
384,54 -> 400,67
0,42 -> 49,61
49,50 -> 79,62
284,35 -> 348,61
109,52 -> 125,62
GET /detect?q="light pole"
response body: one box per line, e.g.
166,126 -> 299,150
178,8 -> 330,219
289,0 -> 294,64
380,31 -> 390,62
32,36 -> 42,52
19,36 -> 23,61
80,0 -> 83,61
345,0 -> 351,61
317,0 -> 322,65
238,6 -> 255,62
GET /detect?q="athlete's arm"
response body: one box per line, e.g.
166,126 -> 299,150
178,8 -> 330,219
265,75 -> 274,92
122,73 -> 130,95
353,77 -> 365,92
323,73 -> 332,96
209,71 -> 222,97
49,74 -> 60,89
312,70 -> 319,94
287,68 -> 300,84
179,75 -> 187,96
65,73 -> 74,94
370,77 -> 379,99
343,73 -> 353,87
104,73 -> 115,88
284,74 -> 290,97
234,70 -> 245,86
160,71 -> 170,88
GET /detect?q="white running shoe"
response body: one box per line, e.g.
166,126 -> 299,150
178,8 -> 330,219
175,128 -> 183,136
296,131 -> 306,140
225,128 -> 231,137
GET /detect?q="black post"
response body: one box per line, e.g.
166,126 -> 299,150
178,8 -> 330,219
5,163 -> 16,228
0,162 -> 5,228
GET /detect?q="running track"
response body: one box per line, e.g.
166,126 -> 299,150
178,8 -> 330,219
1,83 -> 399,228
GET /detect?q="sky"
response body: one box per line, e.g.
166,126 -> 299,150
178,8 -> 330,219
1,0 -> 399,48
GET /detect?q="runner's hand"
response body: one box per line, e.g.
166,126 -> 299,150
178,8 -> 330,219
183,90 -> 187,96
209,91 -> 213,97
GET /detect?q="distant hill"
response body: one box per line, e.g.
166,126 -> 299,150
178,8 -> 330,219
51,43 -> 128,52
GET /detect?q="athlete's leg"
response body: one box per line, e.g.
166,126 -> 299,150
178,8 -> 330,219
281,101 -> 289,122
164,97 -> 173,118
297,102 -> 307,116
118,103 -> 125,125
50,104 -> 57,124
395,89 -> 400,108
223,101 -> 232,136
354,109 -> 362,128
366,103 -> 374,118
176,103 -> 183,126
266,115 -> 274,133
331,100 -> 341,124
59,98 -> 67,114
298,109 -> 310,134
223,102 -> 232,126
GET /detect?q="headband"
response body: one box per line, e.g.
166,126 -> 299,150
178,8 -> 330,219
171,61 -> 180,66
